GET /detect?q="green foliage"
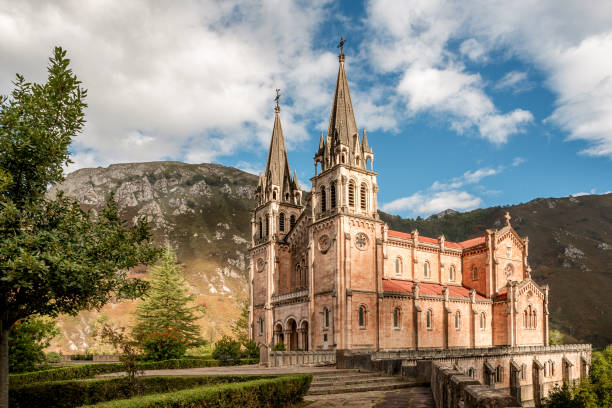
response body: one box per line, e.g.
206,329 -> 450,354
212,336 -> 242,362
132,245 -> 204,359
100,325 -> 142,393
272,342 -> 286,351
231,298 -> 250,345
242,339 -> 260,359
81,374 -> 312,408
45,352 -> 62,364
590,345 -> 612,406
550,329 -> 565,345
9,374 -> 277,408
9,358 -> 258,386
9,316 -> 59,373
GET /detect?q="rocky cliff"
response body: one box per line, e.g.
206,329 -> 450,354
49,162 -> 611,351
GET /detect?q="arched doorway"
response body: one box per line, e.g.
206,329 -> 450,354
274,323 -> 284,348
286,318 -> 298,351
300,320 -> 309,351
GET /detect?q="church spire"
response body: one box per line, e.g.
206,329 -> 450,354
263,89 -> 295,202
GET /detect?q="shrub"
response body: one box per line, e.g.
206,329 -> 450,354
46,352 -> 62,363
9,317 -> 59,373
242,339 -> 260,359
10,375 -> 276,408
212,336 -> 241,361
142,328 -> 187,361
272,342 -> 286,351
81,374 -> 312,408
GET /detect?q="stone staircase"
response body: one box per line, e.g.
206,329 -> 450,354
307,369 -> 425,395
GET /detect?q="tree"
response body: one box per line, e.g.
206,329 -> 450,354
0,47 -> 159,407
231,298 -> 249,346
132,245 -> 204,359
9,316 -> 59,373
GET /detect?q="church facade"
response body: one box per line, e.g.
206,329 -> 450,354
248,49 -> 550,353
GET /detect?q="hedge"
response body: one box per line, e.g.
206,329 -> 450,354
83,374 -> 312,408
10,358 -> 259,386
10,375 -> 275,408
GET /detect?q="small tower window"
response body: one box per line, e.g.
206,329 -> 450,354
358,306 -> 366,327
324,307 -> 329,328
480,312 -> 486,330
321,186 -> 327,212
449,265 -> 455,281
426,310 -> 433,330
290,215 -> 296,229
423,261 -> 430,278
472,266 -> 478,280
259,317 -> 264,335
279,213 -> 285,232
455,311 -> 461,329
468,368 -> 474,378
330,182 -> 337,209
393,308 -> 400,328
360,183 -> 367,210
265,215 -> 269,236
273,190 -> 277,200
348,182 -> 355,207
496,366 -> 504,383
258,218 -> 263,239
395,257 -> 402,274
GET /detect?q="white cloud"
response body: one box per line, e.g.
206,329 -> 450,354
0,0 -> 337,170
512,157 -> 526,167
234,161 -> 263,176
431,167 -> 499,190
382,190 -> 482,215
366,0 -> 612,157
495,71 -> 529,92
571,188 -> 596,197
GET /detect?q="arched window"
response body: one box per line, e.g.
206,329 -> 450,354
348,181 -> 355,207
532,310 -> 537,329
279,213 -> 285,232
455,311 -> 461,329
290,215 -> 296,229
468,368 -> 474,378
472,265 -> 478,280
393,308 -> 400,328
341,154 -> 345,164
550,361 -> 555,376
272,190 -> 277,200
358,306 -> 366,327
324,307 -> 330,328
258,218 -> 263,239
449,265 -> 455,281
295,264 -> 301,287
523,309 -> 528,328
480,312 -> 486,330
330,182 -> 337,208
424,261 -> 430,278
426,310 -> 433,330
259,317 -> 264,335
496,366 -> 503,383
521,364 -> 527,380
395,257 -> 402,274
265,215 -> 269,236
321,186 -> 327,212
360,183 -> 367,210
285,192 -> 290,201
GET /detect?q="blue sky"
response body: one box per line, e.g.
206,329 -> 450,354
1,0 -> 611,218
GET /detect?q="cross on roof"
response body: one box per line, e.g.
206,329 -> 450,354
274,88 -> 281,110
337,36 -> 346,55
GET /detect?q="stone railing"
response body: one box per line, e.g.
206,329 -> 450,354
271,289 -> 309,304
265,350 -> 335,367
431,362 -> 520,408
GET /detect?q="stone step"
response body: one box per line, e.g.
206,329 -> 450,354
311,372 -> 378,382
311,376 -> 400,387
307,380 -> 414,395
310,369 -> 361,377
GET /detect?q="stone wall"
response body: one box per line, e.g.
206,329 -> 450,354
262,350 -> 336,367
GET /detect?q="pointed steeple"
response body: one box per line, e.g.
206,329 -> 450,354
326,48 -> 358,156
361,128 -> 371,153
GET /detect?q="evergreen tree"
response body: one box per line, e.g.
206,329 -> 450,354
132,246 -> 204,356
0,47 -> 159,408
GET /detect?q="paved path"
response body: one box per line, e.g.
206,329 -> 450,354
98,364 -> 341,378
374,387 -> 434,408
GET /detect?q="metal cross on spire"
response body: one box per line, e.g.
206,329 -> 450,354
337,36 -> 346,56
274,88 -> 281,111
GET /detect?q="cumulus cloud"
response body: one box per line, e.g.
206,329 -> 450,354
365,0 -> 612,157
431,167 -> 499,190
382,190 -> 482,215
0,0 -> 338,171
495,71 -> 530,92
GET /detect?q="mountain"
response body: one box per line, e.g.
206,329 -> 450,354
49,162 -> 611,351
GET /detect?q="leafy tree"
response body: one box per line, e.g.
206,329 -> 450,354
100,325 -> 143,395
0,47 -> 159,407
132,245 -> 204,359
212,336 -> 241,364
231,298 -> 249,346
9,316 -> 59,373
550,329 -> 565,345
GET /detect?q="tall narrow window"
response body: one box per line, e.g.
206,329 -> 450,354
449,265 -> 455,281
265,215 -> 269,236
290,215 -> 296,229
472,266 -> 478,280
330,182 -> 337,208
348,182 -> 355,207
424,262 -> 430,278
321,186 -> 327,212
455,311 -> 461,329
279,213 -> 285,232
360,183 -> 367,210
496,366 -> 503,383
532,310 -> 537,329
259,317 -> 264,335
358,306 -> 366,327
324,307 -> 329,328
426,310 -> 432,329
395,257 -> 402,274
480,312 -> 486,330
393,308 -> 400,328
523,309 -> 528,328
273,190 -> 277,200
258,218 -> 262,239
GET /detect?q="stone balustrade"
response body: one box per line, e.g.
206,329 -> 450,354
264,350 -> 335,367
271,289 -> 309,304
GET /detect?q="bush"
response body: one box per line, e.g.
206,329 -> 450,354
272,342 -> 285,351
242,339 -> 260,359
10,375 -> 277,408
82,374 -> 312,408
141,328 -> 187,361
9,317 -> 59,373
70,354 -> 94,361
9,358 -> 259,386
46,352 -> 62,363
212,336 -> 241,361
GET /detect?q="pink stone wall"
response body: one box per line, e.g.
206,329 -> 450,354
492,302 -> 509,346
462,250 -> 488,295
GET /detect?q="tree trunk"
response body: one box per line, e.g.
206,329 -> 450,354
0,326 -> 9,408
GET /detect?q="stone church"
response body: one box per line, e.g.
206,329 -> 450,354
248,48 -> 550,354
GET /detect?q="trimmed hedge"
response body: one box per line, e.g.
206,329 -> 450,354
10,358 -> 259,386
83,374 -> 312,407
10,375 -> 275,408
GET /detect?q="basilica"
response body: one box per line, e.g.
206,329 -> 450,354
248,48 -> 549,353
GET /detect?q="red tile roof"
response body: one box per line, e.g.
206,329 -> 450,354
387,229 -> 485,250
383,279 -> 486,299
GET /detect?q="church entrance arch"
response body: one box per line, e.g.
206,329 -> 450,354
274,323 -> 284,348
286,318 -> 298,351
299,320 -> 309,351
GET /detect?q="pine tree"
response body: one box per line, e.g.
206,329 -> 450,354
132,246 -> 204,352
